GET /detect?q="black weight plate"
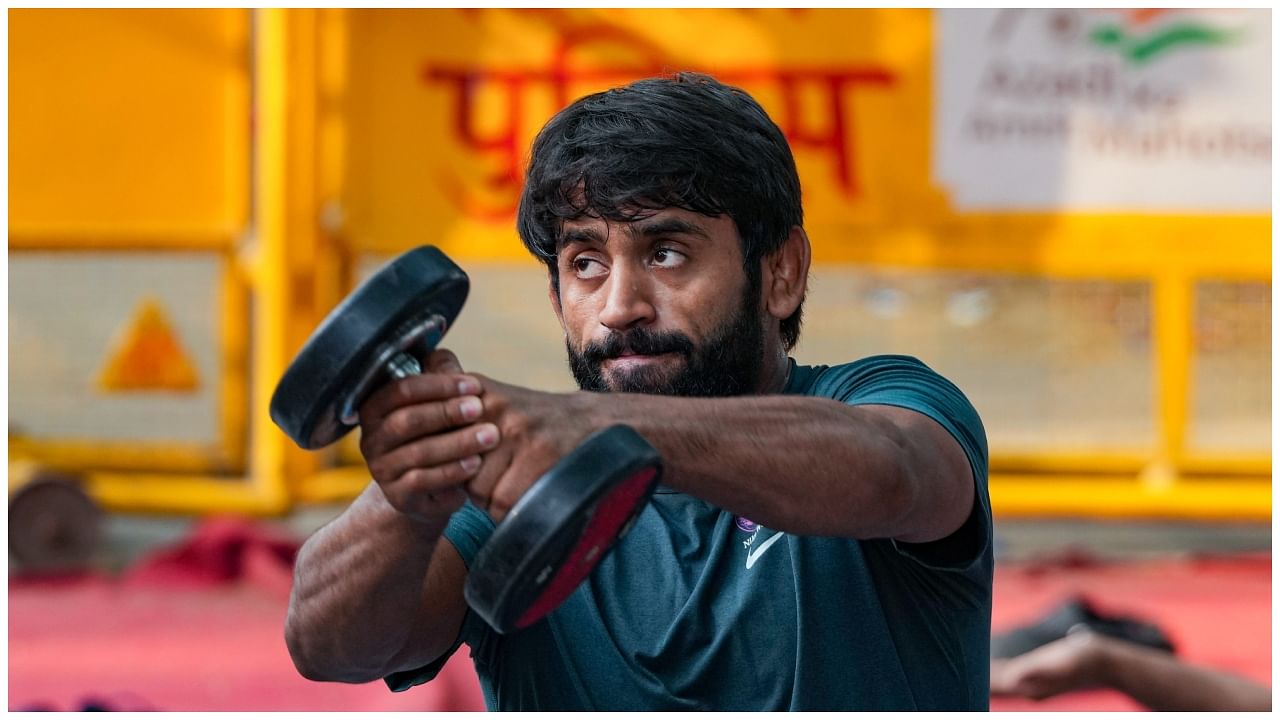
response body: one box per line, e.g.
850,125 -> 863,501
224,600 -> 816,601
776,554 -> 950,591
270,246 -> 469,449
465,424 -> 662,634
9,474 -> 102,573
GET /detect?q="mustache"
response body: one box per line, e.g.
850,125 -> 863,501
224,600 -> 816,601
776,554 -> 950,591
581,327 -> 696,363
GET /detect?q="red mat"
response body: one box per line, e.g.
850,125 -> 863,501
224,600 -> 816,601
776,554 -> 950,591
7,518 -> 1271,711
989,550 -> 1272,711
8,517 -> 485,712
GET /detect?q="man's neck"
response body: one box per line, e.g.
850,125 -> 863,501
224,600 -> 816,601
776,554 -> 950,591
757,349 -> 792,395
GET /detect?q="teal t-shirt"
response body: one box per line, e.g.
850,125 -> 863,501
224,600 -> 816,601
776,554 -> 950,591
386,355 -> 992,710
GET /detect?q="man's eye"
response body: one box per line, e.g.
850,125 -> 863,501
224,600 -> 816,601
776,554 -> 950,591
652,248 -> 686,268
572,257 -> 606,278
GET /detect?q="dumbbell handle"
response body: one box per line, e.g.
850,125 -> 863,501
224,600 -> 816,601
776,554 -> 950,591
385,352 -> 422,379
337,313 -> 446,426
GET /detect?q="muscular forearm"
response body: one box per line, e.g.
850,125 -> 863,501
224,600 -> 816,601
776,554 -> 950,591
586,392 -> 967,540
1100,637 -> 1272,712
285,484 -> 457,683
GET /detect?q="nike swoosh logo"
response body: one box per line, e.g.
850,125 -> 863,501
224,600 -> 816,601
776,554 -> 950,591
745,531 -> 786,569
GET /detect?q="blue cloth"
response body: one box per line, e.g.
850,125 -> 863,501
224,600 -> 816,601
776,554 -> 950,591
386,355 -> 992,710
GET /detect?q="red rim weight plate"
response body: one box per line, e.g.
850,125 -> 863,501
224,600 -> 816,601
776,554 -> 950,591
465,425 -> 662,634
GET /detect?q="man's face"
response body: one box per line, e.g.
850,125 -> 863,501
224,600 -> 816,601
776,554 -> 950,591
552,208 -> 766,397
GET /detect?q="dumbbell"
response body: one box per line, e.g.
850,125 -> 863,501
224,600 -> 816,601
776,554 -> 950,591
269,246 -> 662,633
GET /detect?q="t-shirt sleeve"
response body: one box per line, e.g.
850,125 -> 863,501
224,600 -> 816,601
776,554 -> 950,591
806,355 -> 992,574
383,499 -> 496,693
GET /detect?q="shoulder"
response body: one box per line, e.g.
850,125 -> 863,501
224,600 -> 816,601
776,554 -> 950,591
797,357 -> 994,577
791,355 -> 956,402
792,355 -> 988,472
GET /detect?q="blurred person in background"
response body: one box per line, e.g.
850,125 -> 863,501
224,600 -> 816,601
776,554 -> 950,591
991,631 -> 1271,712
285,73 -> 992,710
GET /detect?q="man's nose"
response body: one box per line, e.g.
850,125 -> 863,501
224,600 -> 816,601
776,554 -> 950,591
598,264 -> 656,331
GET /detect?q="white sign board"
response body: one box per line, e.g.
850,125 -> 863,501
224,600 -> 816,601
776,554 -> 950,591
933,9 -> 1271,212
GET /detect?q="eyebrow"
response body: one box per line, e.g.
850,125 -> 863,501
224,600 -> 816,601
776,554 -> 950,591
556,215 -> 712,251
628,216 -> 712,241
558,226 -> 607,250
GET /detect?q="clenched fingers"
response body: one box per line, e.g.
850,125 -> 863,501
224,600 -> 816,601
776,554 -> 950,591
367,422 -> 501,489
358,372 -> 483,425
360,392 -> 486,459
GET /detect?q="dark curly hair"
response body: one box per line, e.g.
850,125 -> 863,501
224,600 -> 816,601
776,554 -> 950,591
516,72 -> 805,350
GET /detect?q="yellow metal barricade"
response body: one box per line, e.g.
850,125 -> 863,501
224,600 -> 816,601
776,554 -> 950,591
10,8 -> 287,515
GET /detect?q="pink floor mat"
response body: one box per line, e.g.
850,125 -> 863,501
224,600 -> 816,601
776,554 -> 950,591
8,518 -> 1271,711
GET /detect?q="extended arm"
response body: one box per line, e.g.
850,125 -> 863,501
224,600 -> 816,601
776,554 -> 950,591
1107,639 -> 1272,712
990,632 -> 1272,712
469,380 -> 977,544
595,394 -> 974,542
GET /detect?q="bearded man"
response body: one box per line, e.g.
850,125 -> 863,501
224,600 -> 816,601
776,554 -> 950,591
285,73 -> 993,711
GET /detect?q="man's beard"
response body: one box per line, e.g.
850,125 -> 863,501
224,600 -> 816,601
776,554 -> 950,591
566,285 -> 766,397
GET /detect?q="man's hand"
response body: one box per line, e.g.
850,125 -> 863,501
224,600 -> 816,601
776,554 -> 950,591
989,632 -> 1105,700
464,377 -> 599,521
357,349 -> 501,525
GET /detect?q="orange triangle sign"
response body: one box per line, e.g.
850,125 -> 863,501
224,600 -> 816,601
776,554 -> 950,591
97,298 -> 201,393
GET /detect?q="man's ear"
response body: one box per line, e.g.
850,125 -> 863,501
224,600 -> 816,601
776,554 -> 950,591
763,225 -> 811,322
